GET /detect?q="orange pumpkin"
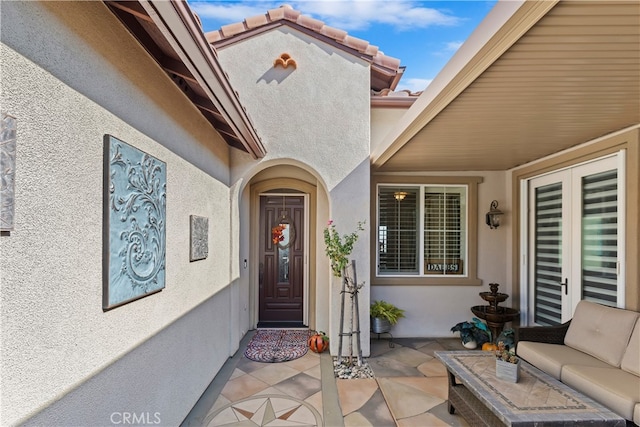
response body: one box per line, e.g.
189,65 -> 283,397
308,333 -> 329,353
482,342 -> 498,352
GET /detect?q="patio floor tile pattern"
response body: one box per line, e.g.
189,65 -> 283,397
183,334 -> 470,426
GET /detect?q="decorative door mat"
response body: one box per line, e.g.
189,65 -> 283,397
244,329 -> 311,363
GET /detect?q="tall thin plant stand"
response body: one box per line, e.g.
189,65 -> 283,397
337,260 -> 363,366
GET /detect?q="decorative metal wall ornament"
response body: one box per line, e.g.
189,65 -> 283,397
103,135 -> 166,310
1,113 -> 17,231
189,215 -> 209,261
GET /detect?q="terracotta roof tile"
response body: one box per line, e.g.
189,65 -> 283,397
343,35 -> 369,53
320,25 -> 347,42
364,44 -> 379,57
245,14 -> 268,29
221,22 -> 246,38
297,15 -> 324,32
282,6 -> 301,21
373,55 -> 401,70
205,4 -> 403,91
205,31 -> 222,44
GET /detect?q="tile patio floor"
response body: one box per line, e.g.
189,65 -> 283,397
182,332 -> 471,426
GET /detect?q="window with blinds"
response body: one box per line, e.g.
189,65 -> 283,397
581,169 -> 618,306
378,187 -> 418,273
377,185 -> 467,277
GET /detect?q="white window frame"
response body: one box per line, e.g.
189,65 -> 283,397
371,175 -> 482,287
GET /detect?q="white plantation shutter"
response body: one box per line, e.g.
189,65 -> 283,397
378,187 -> 418,273
424,191 -> 462,275
581,169 -> 618,306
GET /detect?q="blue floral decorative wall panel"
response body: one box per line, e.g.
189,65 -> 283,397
103,135 -> 166,310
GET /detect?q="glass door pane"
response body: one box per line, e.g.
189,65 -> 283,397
532,181 -> 564,326
578,168 -> 619,307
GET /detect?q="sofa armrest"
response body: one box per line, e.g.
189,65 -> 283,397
517,320 -> 571,345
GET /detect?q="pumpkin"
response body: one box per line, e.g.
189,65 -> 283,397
482,342 -> 498,352
308,332 -> 329,353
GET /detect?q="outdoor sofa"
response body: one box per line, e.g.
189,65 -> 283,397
516,300 -> 640,426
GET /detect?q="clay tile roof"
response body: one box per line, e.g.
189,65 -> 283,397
205,4 -> 404,91
370,88 -> 421,108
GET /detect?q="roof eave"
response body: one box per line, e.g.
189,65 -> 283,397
371,0 -> 558,168
139,0 -> 266,159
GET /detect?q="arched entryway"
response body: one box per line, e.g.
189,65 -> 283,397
250,178 -> 319,330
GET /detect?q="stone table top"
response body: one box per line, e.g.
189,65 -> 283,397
435,351 -> 626,426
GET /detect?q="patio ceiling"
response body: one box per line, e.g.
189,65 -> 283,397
373,0 -> 640,172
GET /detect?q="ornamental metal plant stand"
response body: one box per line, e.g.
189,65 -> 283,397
337,260 -> 363,366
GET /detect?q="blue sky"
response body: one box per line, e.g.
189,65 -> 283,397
189,1 -> 498,92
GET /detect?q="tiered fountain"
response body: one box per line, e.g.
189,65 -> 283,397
471,283 -> 520,343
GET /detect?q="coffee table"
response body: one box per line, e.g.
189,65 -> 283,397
435,351 -> 626,426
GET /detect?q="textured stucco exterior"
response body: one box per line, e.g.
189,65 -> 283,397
1,2 -> 237,425
218,26 -> 372,355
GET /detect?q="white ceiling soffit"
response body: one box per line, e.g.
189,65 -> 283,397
373,0 -> 640,172
140,0 -> 266,159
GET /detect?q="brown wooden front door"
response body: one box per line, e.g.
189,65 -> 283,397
259,194 -> 304,322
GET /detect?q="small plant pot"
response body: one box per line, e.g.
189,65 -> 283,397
371,317 -> 391,334
462,339 -> 478,349
496,359 -> 520,382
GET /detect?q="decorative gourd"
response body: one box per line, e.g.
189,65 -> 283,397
308,332 -> 329,353
482,342 -> 498,351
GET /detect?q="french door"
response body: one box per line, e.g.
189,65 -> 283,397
526,153 -> 625,326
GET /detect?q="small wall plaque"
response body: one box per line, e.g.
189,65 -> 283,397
190,215 -> 209,261
1,113 -> 16,231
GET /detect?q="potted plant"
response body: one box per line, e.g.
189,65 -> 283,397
450,317 -> 491,349
370,300 -> 405,333
495,340 -> 520,382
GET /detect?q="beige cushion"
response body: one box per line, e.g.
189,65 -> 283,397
634,403 -> 640,426
621,319 -> 640,376
516,341 -> 610,380
562,364 -> 640,421
564,301 -> 639,367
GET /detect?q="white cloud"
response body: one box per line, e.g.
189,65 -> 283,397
190,1 -> 462,31
445,40 -> 464,51
189,2 -> 272,23
396,77 -> 432,93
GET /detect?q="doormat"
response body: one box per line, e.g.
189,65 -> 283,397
244,329 -> 311,363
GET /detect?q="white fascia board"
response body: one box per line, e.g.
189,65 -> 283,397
140,0 -> 266,159
371,0 -> 557,167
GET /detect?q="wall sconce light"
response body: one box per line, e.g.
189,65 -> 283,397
394,191 -> 408,201
485,200 -> 504,229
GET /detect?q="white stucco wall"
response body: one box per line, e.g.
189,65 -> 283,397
1,2 -> 237,425
370,108 -> 410,155
221,26 -> 372,355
